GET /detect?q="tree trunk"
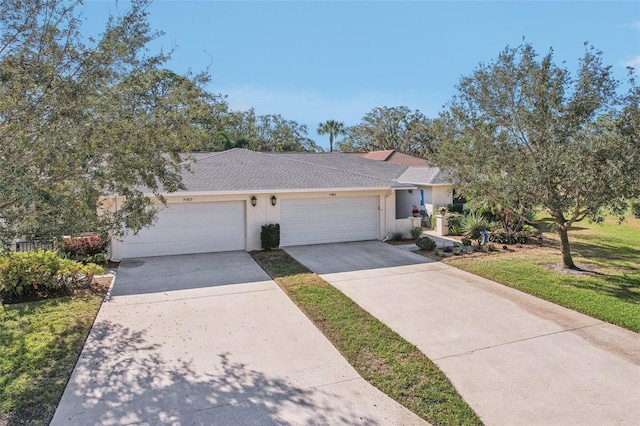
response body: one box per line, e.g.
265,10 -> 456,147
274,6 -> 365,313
557,224 -> 577,269
329,135 -> 334,152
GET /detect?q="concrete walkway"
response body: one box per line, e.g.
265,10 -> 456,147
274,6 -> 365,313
51,251 -> 425,425
390,231 -> 459,253
285,241 -> 640,426
423,230 -> 459,248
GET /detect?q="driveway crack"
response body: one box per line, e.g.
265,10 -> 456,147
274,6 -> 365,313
433,322 -> 604,361
107,288 -> 278,306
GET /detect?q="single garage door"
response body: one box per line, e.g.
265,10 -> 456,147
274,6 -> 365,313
280,196 -> 379,246
121,201 -> 245,258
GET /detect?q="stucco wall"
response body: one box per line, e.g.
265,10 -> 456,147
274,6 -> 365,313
417,185 -> 453,216
395,190 -> 424,219
431,186 -> 453,211
108,189 -> 395,257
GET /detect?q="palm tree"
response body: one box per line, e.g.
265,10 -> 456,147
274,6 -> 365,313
317,120 -> 346,152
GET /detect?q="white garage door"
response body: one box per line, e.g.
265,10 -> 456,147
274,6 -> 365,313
280,196 -> 379,246
121,201 -> 245,258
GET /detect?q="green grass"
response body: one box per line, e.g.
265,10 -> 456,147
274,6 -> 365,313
252,250 -> 482,426
444,217 -> 640,332
0,294 -> 104,425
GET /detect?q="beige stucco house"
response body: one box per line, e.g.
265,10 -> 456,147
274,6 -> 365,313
105,149 -> 452,260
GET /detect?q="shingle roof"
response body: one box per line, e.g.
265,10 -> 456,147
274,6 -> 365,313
178,149 -> 418,193
273,152 -> 409,182
396,167 -> 450,185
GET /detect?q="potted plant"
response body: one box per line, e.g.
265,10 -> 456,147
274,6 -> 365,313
412,205 -> 420,217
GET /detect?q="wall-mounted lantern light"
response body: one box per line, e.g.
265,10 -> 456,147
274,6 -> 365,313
408,189 -> 413,194
271,195 -> 277,206
250,196 -> 257,207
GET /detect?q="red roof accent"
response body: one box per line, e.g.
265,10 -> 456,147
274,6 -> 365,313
346,150 -> 427,167
362,150 -> 395,161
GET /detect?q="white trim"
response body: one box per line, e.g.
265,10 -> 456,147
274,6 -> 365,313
133,187 -> 411,198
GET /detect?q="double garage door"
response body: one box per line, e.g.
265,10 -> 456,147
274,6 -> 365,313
121,201 -> 246,259
120,196 -> 380,258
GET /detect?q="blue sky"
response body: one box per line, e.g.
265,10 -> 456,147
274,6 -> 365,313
83,1 -> 640,150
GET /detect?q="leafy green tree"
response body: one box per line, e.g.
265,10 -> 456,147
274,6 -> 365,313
252,113 -> 321,152
191,94 -> 238,151
431,43 -> 640,269
337,106 -> 435,156
317,120 -> 346,152
204,108 -> 321,152
0,0 -> 212,244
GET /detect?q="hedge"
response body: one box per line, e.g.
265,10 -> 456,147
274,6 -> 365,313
0,250 -> 103,299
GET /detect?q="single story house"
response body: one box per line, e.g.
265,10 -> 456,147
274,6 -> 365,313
105,149 -> 452,260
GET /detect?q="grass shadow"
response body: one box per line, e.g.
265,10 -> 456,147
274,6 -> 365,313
0,295 -> 103,426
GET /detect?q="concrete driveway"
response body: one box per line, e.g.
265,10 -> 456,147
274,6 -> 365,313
51,251 -> 425,425
285,241 -> 640,426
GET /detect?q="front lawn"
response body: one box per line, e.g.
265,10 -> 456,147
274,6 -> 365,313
0,293 -> 105,425
442,217 -> 640,332
252,250 -> 482,426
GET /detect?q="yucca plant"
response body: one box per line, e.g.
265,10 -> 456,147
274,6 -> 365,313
460,213 -> 490,245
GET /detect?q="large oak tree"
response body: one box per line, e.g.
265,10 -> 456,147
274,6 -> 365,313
0,0 -> 212,244
337,106 -> 436,156
196,107 -> 322,153
431,43 -> 640,269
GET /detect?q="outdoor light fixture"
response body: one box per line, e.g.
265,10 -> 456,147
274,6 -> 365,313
271,195 -> 277,206
250,196 -> 257,207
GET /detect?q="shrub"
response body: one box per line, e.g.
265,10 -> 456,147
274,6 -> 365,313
415,236 -> 437,251
460,237 -> 472,246
447,203 -> 465,214
85,252 -> 109,265
446,213 -> 464,236
460,213 -> 490,244
57,234 -> 108,260
0,250 -> 103,299
488,221 -> 502,231
261,224 -> 280,250
391,231 -> 405,240
488,229 -> 512,244
410,226 -> 423,239
512,230 -> 533,244
633,202 -> 640,219
488,226 -> 537,244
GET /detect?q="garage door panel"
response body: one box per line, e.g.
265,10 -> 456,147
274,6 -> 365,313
122,201 -> 245,258
281,196 -> 379,246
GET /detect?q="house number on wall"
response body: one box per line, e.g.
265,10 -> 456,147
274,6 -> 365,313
329,193 -> 336,197
183,197 -> 193,202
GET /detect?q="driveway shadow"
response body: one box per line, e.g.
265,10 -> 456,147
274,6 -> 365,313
284,241 -> 434,275
51,321 -> 381,426
112,251 -> 271,296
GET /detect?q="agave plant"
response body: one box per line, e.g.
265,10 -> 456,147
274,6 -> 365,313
460,213 -> 490,245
